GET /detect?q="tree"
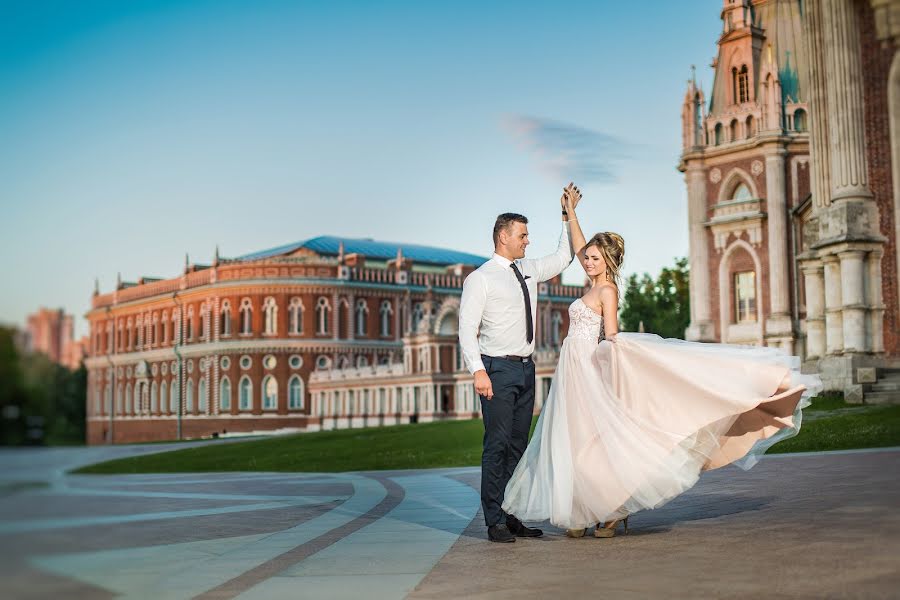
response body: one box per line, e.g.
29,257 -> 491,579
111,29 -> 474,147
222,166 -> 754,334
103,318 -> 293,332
619,257 -> 690,339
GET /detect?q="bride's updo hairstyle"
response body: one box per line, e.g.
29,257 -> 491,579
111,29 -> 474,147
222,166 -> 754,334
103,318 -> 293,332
585,232 -> 625,287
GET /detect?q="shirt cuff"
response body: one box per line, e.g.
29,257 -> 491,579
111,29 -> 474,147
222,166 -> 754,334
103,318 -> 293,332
467,357 -> 486,374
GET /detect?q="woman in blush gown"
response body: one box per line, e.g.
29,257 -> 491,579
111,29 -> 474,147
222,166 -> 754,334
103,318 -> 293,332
501,187 -> 822,538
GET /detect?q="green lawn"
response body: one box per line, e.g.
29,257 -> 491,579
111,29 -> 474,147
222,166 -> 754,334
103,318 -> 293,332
74,395 -> 900,475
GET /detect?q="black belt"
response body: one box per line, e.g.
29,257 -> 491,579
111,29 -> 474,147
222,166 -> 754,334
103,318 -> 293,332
483,354 -> 532,363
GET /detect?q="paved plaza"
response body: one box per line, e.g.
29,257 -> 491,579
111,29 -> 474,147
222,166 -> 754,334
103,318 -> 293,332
1,444 -> 898,599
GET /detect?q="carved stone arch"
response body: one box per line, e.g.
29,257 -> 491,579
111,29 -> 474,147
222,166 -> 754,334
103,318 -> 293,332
718,238 -> 764,345
433,297 -> 461,336
718,167 -> 760,202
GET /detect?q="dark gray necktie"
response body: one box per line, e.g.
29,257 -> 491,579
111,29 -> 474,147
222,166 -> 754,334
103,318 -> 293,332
510,263 -> 534,344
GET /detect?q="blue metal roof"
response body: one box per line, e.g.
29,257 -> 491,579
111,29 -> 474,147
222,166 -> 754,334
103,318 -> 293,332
238,235 -> 488,267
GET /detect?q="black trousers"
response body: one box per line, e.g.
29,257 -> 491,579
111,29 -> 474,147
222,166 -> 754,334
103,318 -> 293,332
479,355 -> 536,526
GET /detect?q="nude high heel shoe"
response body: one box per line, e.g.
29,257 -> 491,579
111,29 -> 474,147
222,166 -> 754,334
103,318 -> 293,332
594,516 -> 629,538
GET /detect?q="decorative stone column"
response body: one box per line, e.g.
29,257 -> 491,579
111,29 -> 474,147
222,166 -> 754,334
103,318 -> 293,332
822,0 -> 873,205
684,163 -> 715,341
839,250 -> 867,352
804,0 -> 832,208
801,260 -> 826,359
765,148 -> 794,349
868,248 -> 886,354
822,255 -> 844,354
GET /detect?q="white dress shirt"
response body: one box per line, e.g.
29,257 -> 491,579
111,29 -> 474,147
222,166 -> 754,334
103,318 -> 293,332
458,223 -> 574,374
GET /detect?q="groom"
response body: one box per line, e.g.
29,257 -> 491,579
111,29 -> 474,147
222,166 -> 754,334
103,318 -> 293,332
458,184 -> 581,542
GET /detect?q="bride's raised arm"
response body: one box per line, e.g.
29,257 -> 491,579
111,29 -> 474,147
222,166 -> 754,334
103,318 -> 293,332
563,187 -> 588,267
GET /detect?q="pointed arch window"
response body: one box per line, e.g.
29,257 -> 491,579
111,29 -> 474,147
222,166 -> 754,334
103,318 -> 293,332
738,65 -> 749,104
161,312 -> 169,345
412,303 -> 424,332
150,382 -> 158,414
220,376 -> 232,411
220,300 -> 232,337
262,375 -> 278,410
186,306 -> 195,340
380,300 -> 393,337
288,375 -> 304,409
289,297 -> 304,335
734,272 -> 757,323
199,304 -> 209,340
125,383 -> 132,415
263,297 -> 278,335
239,298 -> 253,335
160,381 -> 167,414
185,379 -> 194,413
732,183 -> 752,201
170,380 -> 179,413
239,376 -> 252,410
316,297 -> 331,335
198,377 -> 207,413
355,299 -> 369,336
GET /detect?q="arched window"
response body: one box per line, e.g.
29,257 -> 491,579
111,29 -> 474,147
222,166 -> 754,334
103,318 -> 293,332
288,375 -> 304,409
136,316 -> 143,348
729,119 -> 739,142
316,297 -> 331,335
240,298 -> 253,334
262,375 -> 277,410
355,299 -> 369,336
316,355 -> 331,370
161,312 -> 169,344
732,183 -> 752,200
186,379 -> 194,413
199,304 -> 209,340
263,297 -> 277,335
794,109 -> 807,132
220,376 -> 232,411
220,300 -> 232,336
160,381 -> 167,414
125,383 -> 132,415
103,384 -> 111,416
239,376 -> 252,410
738,65 -> 749,103
198,377 -> 207,413
151,314 -> 158,347
379,300 -> 393,337
714,123 -> 723,146
734,271 -> 757,323
170,379 -> 179,413
289,297 -> 303,335
127,318 -> 133,349
745,115 -> 755,139
186,306 -> 195,340
151,381 -> 158,413
114,384 -> 122,415
357,355 -> 369,368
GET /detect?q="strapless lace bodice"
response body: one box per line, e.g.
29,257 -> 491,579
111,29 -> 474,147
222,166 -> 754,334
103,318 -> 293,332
567,298 -> 604,342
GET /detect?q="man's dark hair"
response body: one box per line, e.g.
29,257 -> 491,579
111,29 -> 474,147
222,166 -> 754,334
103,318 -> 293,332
493,213 -> 528,247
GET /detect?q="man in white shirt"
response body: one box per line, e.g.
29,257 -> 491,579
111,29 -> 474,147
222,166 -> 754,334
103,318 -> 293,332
458,186 -> 580,543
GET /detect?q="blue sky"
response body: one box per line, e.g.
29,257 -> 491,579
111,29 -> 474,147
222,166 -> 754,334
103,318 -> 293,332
0,1 -> 721,336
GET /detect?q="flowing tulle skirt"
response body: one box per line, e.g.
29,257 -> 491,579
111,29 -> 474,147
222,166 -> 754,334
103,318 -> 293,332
501,332 -> 822,529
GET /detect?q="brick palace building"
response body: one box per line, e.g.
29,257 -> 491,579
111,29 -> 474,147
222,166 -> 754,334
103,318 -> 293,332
680,0 -> 899,401
84,237 -> 582,444
25,307 -> 87,370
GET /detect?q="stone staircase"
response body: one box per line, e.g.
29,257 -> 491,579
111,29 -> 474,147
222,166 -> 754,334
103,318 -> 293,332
863,368 -> 900,404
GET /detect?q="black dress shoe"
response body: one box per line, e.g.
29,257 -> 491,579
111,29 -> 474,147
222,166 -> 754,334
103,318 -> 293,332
487,524 -> 516,543
506,515 -> 543,538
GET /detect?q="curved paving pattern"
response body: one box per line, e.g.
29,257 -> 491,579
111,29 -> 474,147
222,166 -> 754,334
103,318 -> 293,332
1,446 -> 898,599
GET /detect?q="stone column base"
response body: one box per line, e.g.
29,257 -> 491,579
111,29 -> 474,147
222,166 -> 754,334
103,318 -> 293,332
686,320 -> 716,342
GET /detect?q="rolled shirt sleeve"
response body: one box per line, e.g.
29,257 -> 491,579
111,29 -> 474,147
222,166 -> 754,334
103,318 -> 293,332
458,271 -> 488,374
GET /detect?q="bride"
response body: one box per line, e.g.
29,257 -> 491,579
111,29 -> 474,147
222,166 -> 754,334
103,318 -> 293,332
501,185 -> 822,538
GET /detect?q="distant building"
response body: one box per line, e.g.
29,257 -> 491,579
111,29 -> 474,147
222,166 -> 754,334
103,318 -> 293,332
680,0 -> 899,401
25,307 -> 86,370
85,236 -> 581,444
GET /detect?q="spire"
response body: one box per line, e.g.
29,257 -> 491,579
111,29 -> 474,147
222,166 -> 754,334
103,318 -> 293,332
213,245 -> 220,266
116,272 -> 122,289
93,278 -> 100,296
337,241 -> 345,264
